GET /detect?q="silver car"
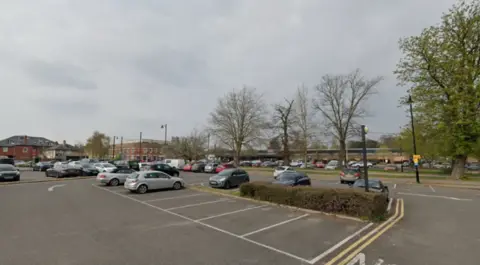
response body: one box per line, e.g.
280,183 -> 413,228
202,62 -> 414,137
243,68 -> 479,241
0,164 -> 20,181
204,163 -> 218,173
94,163 -> 117,173
96,168 -> 137,186
124,170 -> 185,194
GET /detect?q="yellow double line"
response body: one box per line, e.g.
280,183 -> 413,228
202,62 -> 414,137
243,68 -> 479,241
326,198 -> 404,265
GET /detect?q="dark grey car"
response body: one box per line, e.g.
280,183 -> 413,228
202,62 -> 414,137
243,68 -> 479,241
0,164 -> 20,181
209,168 -> 250,189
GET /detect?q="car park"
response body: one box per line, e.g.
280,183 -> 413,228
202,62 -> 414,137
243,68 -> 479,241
272,171 -> 311,186
273,166 -> 295,178
33,161 -> 53,171
0,164 -> 20,181
96,168 -> 137,186
124,170 -> 185,194
146,163 -> 180,176
209,168 -> 250,189
204,163 -> 218,173
339,167 -> 363,184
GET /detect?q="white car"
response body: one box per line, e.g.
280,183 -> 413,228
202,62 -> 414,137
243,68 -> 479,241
94,162 -> 117,172
351,162 -> 373,168
274,166 -> 295,178
325,160 -> 339,170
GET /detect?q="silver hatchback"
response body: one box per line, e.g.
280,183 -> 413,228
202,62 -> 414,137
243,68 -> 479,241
124,170 -> 186,194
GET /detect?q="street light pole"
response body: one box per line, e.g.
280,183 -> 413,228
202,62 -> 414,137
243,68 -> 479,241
361,125 -> 369,192
407,94 -> 420,184
120,136 -> 123,160
112,136 -> 117,160
161,124 -> 168,145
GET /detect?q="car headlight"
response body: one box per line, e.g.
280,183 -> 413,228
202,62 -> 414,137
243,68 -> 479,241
217,177 -> 226,181
16,171 -> 20,175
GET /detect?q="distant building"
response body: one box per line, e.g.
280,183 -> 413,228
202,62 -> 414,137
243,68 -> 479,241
108,139 -> 166,161
0,135 -> 55,160
43,140 -> 86,161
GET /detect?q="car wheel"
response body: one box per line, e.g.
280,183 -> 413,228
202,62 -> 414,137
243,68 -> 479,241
340,180 -> 344,184
173,181 -> 182,190
109,178 -> 120,187
137,184 -> 148,194
224,181 -> 231,189
245,177 -> 250,182
14,176 -> 20,181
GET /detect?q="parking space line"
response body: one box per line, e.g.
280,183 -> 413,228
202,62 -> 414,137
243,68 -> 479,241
394,184 -> 397,189
386,198 -> 393,213
187,182 -> 204,186
397,192 -> 472,201
144,193 -> 208,202
196,205 -> 267,221
308,222 -> 374,264
92,184 -> 311,264
429,185 -> 436,192
165,199 -> 231,210
240,214 -> 309,237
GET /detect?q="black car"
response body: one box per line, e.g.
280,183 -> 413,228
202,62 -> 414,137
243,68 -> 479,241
45,165 -> 83,178
0,157 -> 14,166
128,160 -> 140,171
80,164 -> 100,176
351,179 -> 389,200
0,164 -> 20,181
272,171 -> 311,186
33,162 -> 53,172
192,162 -> 206,173
148,163 -> 180,176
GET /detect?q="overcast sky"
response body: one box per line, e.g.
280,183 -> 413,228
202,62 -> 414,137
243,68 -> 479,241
0,0 -> 457,144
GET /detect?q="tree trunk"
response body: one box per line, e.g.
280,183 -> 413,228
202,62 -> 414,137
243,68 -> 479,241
233,146 -> 241,167
339,140 -> 347,166
450,155 -> 467,180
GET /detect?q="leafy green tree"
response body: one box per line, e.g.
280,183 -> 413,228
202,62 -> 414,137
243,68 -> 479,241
395,122 -> 444,163
84,131 -> 110,158
395,1 -> 480,179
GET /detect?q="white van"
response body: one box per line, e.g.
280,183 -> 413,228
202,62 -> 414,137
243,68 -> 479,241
164,159 -> 186,169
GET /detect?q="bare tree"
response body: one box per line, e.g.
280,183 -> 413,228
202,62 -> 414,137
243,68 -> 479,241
208,87 -> 267,166
272,99 -> 296,165
295,85 -> 315,163
166,129 -> 207,160
313,69 -> 382,165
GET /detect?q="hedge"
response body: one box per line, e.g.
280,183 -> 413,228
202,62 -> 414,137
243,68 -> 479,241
239,181 -> 388,221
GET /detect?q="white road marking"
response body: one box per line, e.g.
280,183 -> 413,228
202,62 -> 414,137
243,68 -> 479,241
397,192 -> 472,201
346,252 -> 366,265
429,185 -> 436,192
386,198 -> 393,213
165,198 -> 231,210
309,223 -> 374,264
92,184 -> 311,264
144,193 -> 208,202
393,184 -> 397,189
48,184 -> 66,192
187,182 -> 204,186
240,214 -> 309,237
196,205 -> 267,221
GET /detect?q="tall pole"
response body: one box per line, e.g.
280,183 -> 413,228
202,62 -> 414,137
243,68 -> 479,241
207,133 -> 211,153
164,124 -> 168,145
120,137 -> 123,160
139,132 -> 143,161
112,136 -> 116,159
408,95 -> 420,183
361,125 -> 369,192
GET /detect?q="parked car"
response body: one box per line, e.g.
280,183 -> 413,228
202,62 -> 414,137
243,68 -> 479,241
290,161 -> 303,167
124,171 -> 185,194
383,164 -> 398,171
466,163 -> 480,171
340,167 -> 363,184
315,162 -> 325,168
239,161 -> 252,167
209,168 -> 250,189
94,163 -> 117,173
147,163 -> 180,176
0,157 -> 15,166
68,161 -> 83,169
181,163 -> 191,171
325,160 -> 339,170
215,163 -> 235,173
261,161 -> 276,167
251,160 -> 262,167
80,163 -> 100,176
33,162 -> 53,171
113,160 -> 130,169
192,162 -> 206,173
273,166 -> 295,178
164,159 -> 186,169
351,179 -> 389,201
351,161 -> 373,168
0,164 -> 20,181
204,163 -> 219,173
300,163 -> 315,169
272,171 -> 311,186
45,164 -> 83,178
96,168 -> 137,186
128,160 -> 140,171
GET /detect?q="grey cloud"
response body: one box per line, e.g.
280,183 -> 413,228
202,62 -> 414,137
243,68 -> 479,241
25,60 -> 97,90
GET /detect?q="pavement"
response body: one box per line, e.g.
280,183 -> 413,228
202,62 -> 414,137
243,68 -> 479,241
1,171 -> 479,264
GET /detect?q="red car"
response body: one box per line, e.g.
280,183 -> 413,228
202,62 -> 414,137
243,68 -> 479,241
315,162 -> 325,168
183,164 -> 193,171
215,163 -> 235,173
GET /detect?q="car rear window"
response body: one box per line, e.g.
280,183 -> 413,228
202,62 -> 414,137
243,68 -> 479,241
127,173 -> 139,179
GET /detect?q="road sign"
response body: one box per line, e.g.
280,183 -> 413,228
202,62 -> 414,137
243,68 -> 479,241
413,154 -> 421,163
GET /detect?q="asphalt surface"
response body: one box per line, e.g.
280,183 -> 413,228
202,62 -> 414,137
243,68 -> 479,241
1,171 -> 480,264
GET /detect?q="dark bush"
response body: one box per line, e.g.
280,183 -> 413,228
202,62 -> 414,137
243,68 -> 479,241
239,181 -> 388,221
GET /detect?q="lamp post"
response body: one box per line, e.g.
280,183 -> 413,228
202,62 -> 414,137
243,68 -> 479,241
407,94 -> 420,184
161,124 -> 168,144
119,136 -> 123,160
112,136 -> 118,160
361,125 -> 369,192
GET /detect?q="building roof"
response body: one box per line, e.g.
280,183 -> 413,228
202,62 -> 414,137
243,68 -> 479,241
0,135 -> 56,147
46,143 -> 79,151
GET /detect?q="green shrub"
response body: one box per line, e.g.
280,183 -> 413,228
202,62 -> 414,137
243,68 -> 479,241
239,181 -> 388,221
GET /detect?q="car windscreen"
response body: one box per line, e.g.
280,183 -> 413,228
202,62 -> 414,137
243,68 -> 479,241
0,165 -> 15,171
276,166 -> 286,170
277,174 -> 298,181
218,169 -> 235,176
353,180 -> 381,189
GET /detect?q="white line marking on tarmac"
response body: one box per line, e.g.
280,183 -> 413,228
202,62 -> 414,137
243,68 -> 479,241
393,184 -> 397,189
144,193 -> 208,202
240,214 -> 309,237
48,184 -> 66,192
429,185 -> 436,192
309,223 -> 374,264
165,199 -> 231,210
196,205 -> 267,221
92,184 -> 311,264
187,182 -> 204,186
397,192 -> 472,201
386,198 -> 393,213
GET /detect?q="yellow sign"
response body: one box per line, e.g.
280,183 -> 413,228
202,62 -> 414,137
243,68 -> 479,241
413,154 -> 421,163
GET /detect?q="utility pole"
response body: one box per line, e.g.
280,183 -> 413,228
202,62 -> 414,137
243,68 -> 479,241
207,133 -> 210,153
112,136 -> 117,160
139,132 -> 143,161
361,125 -> 369,192
120,136 -> 123,160
407,95 -> 420,183
161,124 -> 168,144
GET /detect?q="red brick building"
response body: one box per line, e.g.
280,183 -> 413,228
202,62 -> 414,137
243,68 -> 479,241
0,135 -> 56,160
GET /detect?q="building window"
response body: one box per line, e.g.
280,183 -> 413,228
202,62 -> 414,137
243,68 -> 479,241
2,147 -> 7,152
143,148 -> 147,153
23,147 -> 28,153
149,148 -> 153,153
154,148 -> 158,153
